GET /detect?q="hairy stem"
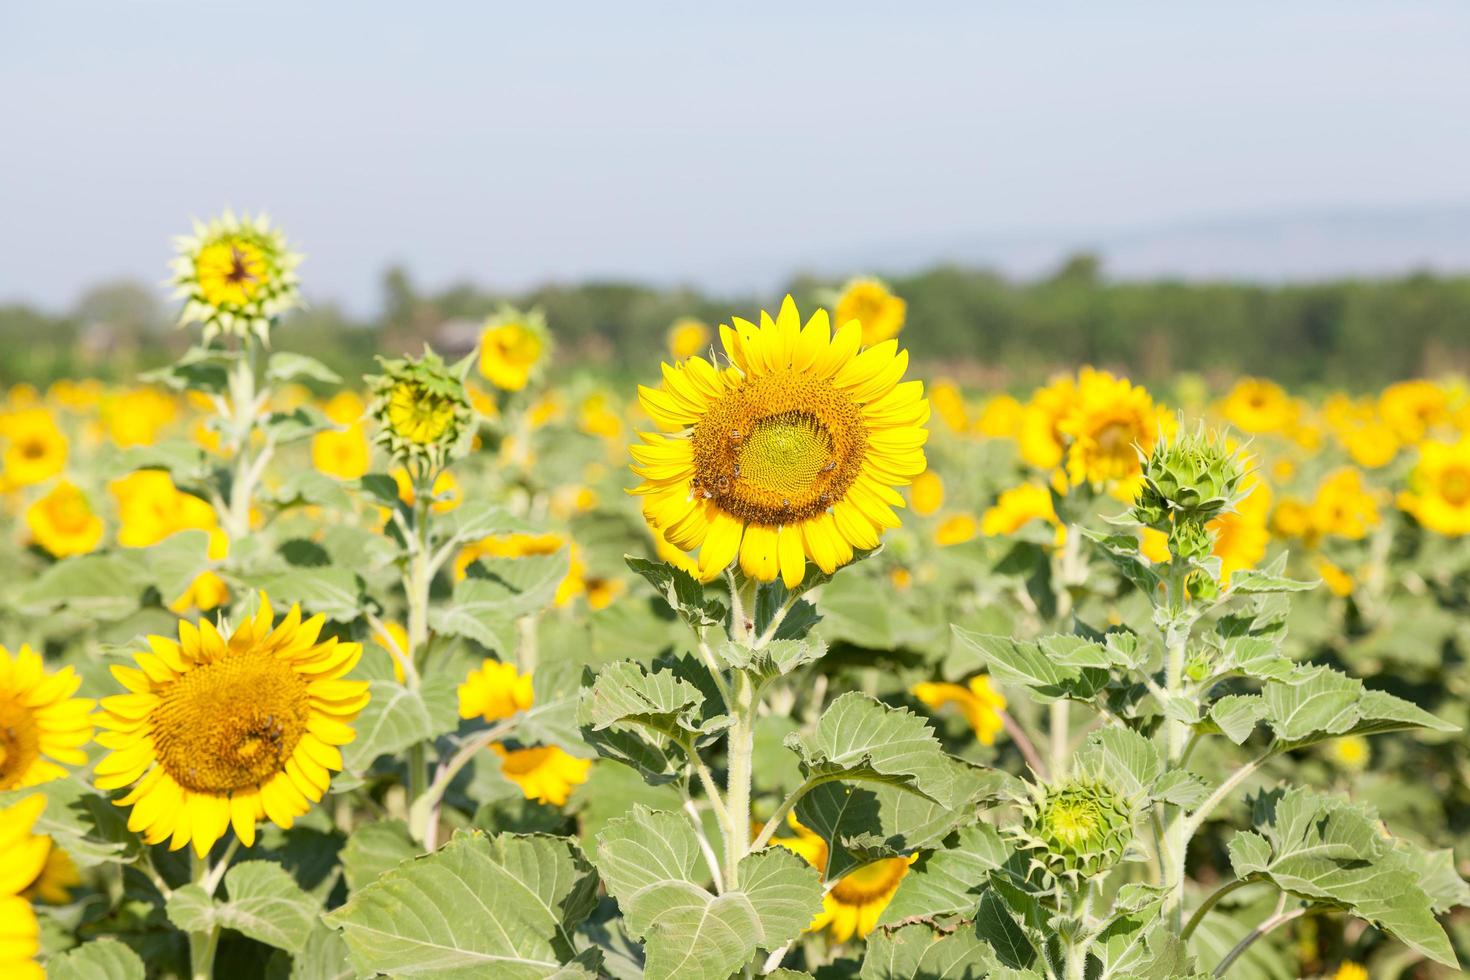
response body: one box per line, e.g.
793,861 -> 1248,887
723,672 -> 755,891
1214,896 -> 1304,976
1049,701 -> 1070,780
1181,877 -> 1253,941
187,851 -> 221,980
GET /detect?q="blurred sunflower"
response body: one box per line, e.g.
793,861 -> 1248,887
929,380 -> 969,433
459,659 -> 534,722
1,409 -> 67,487
934,513 -> 979,547
974,393 -> 1024,438
1398,436 -> 1470,536
1333,963 -> 1368,980
1310,468 -> 1379,540
631,296 -> 926,585
100,389 -> 179,448
1219,378 -> 1296,434
94,596 -> 368,857
489,744 -> 590,806
834,278 -> 907,347
912,674 -> 1007,745
110,470 -> 222,549
769,814 -> 915,942
24,846 -> 80,905
170,211 -> 302,341
392,467 -> 461,514
1058,368 -> 1158,487
478,310 -> 549,392
0,795 -> 48,980
1018,375 -> 1077,470
0,645 -> 95,791
666,318 -> 712,361
370,349 -> 474,469
981,483 -> 1063,544
1379,379 -> 1451,444
909,470 -> 944,517
25,480 -> 103,557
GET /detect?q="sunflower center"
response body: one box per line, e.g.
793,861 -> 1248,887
1094,420 -> 1135,459
387,382 -> 456,445
690,372 -> 867,526
196,239 -> 267,307
1046,801 -> 1102,849
0,697 -> 41,790
830,857 -> 909,905
150,648 -> 310,793
1440,465 -> 1470,507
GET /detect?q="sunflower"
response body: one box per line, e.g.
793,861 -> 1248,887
667,318 -> 712,361
630,296 -> 927,585
912,675 -> 1007,746
1325,734 -> 1370,773
110,470 -> 222,550
1398,436 -> 1470,536
934,513 -> 979,547
459,659 -> 534,722
1,409 -> 67,487
1018,375 -> 1077,470
769,815 -> 914,942
0,795 -> 48,980
929,380 -> 969,433
1058,368 -> 1159,487
1219,378 -> 1296,434
974,394 -> 1024,439
1333,963 -> 1368,980
1379,379 -> 1451,444
370,350 -> 474,469
981,483 -> 1063,543
578,393 -> 624,441
94,595 -> 368,857
478,310 -> 549,392
834,278 -> 907,347
26,480 -> 104,558
0,645 -> 95,791
170,211 -> 302,341
168,571 -> 231,614
311,424 -> 371,481
909,470 -> 944,517
489,745 -> 590,806
1310,468 -> 1379,541
101,388 -> 179,448
24,846 -> 80,905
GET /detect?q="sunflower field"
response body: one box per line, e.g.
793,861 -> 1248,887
3,215 -> 1470,980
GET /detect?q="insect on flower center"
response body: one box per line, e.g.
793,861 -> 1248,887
0,698 -> 41,789
690,371 -> 868,526
150,648 -> 310,793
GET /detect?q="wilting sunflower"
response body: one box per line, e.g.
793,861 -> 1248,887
0,795 -> 48,980
25,480 -> 104,557
170,210 -> 302,342
94,596 -> 368,857
1058,368 -> 1160,487
834,278 -> 907,347
630,296 -> 927,585
912,674 -> 1007,745
1398,436 -> 1470,536
0,646 -> 95,791
1,409 -> 68,487
770,815 -> 915,942
478,309 -> 549,392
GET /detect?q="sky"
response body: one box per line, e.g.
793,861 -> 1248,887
3,2 -> 1469,314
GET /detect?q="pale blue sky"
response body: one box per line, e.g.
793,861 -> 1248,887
2,2 -> 1468,312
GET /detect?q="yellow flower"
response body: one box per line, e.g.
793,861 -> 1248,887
386,381 -> 457,445
373,621 -> 411,683
478,314 -> 548,392
1310,468 -> 1379,541
889,567 -> 913,590
1059,368 -> 1158,487
101,388 -> 179,448
550,484 -> 599,520
929,380 -> 969,433
459,660 -> 535,722
981,484 -> 1062,541
910,470 -> 944,517
1,409 -> 67,487
974,394 -> 1024,438
490,744 -> 590,806
94,595 -> 368,857
392,467 -> 461,514
1210,483 -> 1272,586
169,571 -> 230,614
0,795 -> 49,980
912,675 -> 1007,745
630,297 -> 926,585
110,470 -> 221,549
1019,375 -> 1077,470
1341,418 -> 1399,469
1332,962 -> 1368,980
935,513 -> 979,547
578,392 -> 624,440
322,391 -> 366,425
0,645 -> 95,791
1219,378 -> 1296,434
47,378 -> 103,413
1379,379 -> 1450,444
834,278 -> 907,347
1271,496 -> 1316,544
667,318 -> 712,360
770,815 -> 914,942
170,211 -> 302,342
25,480 -> 103,557
24,845 -> 80,905
1397,436 -> 1470,536
455,532 -> 567,580
651,525 -> 700,577
527,391 -> 565,429
311,424 -> 371,480
1326,734 -> 1371,774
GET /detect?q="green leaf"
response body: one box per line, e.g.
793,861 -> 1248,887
441,500 -> 534,544
715,637 -> 825,688
785,692 -> 959,804
139,345 -> 235,393
1205,695 -> 1268,745
975,889 -> 1036,970
325,830 -> 600,979
341,819 -> 419,892
16,552 -> 150,620
1261,667 -> 1361,742
241,566 -> 364,622
263,405 -> 333,445
1225,555 -> 1316,594
289,924 -> 356,980
1074,726 -> 1162,798
582,660 -> 706,736
876,823 -> 1020,927
624,555 -> 728,627
429,553 -> 568,654
271,471 -> 354,512
859,921 -> 995,979
167,860 -> 319,954
0,775 -> 134,867
267,351 -> 341,384
46,938 -> 146,980
594,806 -> 822,980
1093,917 -> 1193,979
950,627 -> 1106,703
342,672 -> 459,773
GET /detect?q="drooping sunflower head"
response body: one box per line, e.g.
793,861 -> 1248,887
834,278 -> 907,347
630,296 -> 927,585
0,645 -> 94,791
368,347 -> 475,470
478,307 -> 551,393
1017,777 -> 1135,881
94,594 -> 368,857
169,210 -> 302,342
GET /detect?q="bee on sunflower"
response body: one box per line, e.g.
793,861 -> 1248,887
630,296 -> 928,585
93,595 -> 368,857
169,210 -> 302,342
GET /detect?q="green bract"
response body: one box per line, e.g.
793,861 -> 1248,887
1017,777 -> 1135,880
1135,424 -> 1247,524
366,347 -> 475,470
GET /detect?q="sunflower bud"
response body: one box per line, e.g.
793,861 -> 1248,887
1135,425 -> 1246,525
1018,777 -> 1135,880
169,211 -> 302,343
368,348 -> 474,470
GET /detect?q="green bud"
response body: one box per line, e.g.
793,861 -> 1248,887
1138,424 -> 1247,523
367,347 -> 475,470
1017,777 -> 1135,880
1170,517 -> 1215,564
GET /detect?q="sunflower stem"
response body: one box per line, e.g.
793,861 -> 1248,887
188,851 -> 221,980
223,338 -> 262,546
1160,563 -> 1195,931
723,672 -> 756,892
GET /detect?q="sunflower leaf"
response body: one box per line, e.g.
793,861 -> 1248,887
429,553 -> 568,654
784,693 -> 956,803
46,938 -> 146,980
859,920 -> 997,979
266,351 -> 341,385
167,860 -> 319,954
325,830 -> 600,978
624,556 -> 728,627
